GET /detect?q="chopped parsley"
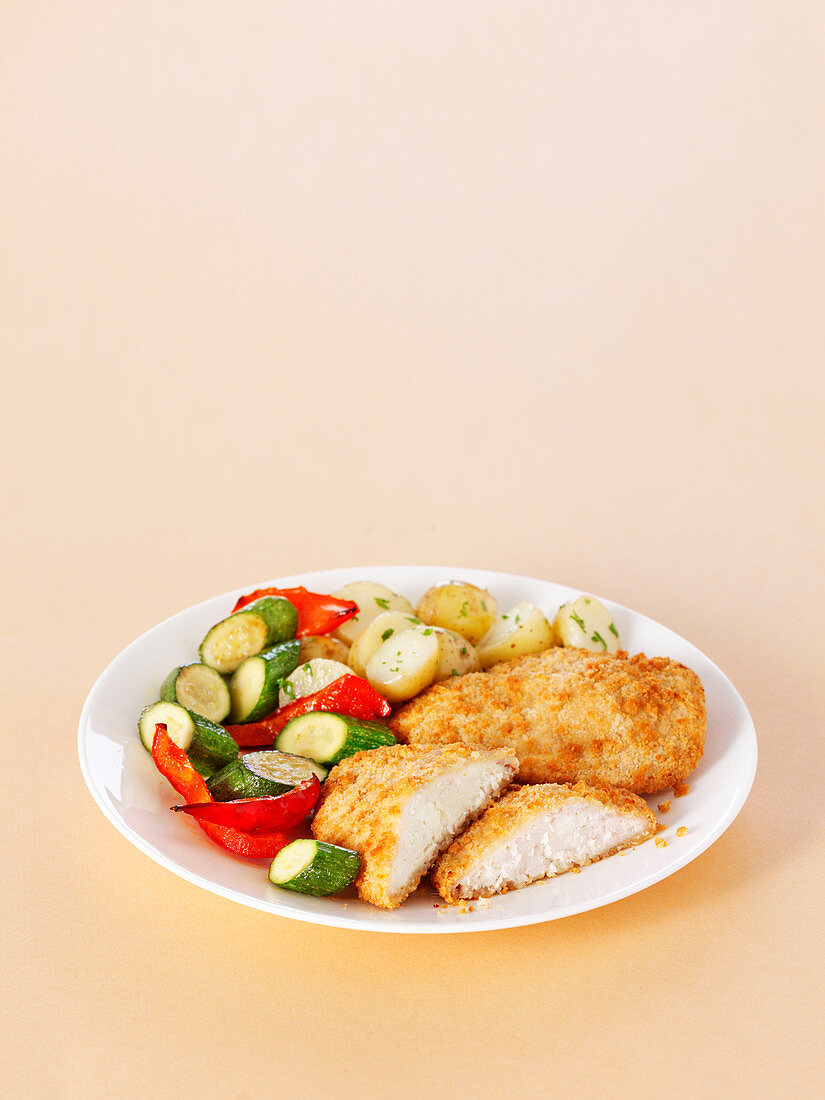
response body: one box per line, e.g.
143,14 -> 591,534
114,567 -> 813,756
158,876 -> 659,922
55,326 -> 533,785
459,601 -> 469,617
608,622 -> 619,637
405,616 -> 419,624
303,662 -> 312,676
381,628 -> 394,641
422,627 -> 433,636
280,679 -> 295,700
501,614 -> 509,620
451,668 -> 459,676
374,597 -> 390,610
570,611 -> 586,632
481,601 -> 488,612
460,647 -> 467,655
591,631 -> 607,650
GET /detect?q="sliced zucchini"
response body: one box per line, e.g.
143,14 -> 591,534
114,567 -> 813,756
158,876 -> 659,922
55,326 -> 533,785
199,597 -> 299,674
269,838 -> 360,896
229,639 -> 301,723
275,711 -> 396,766
138,701 -> 239,769
207,750 -> 327,802
278,658 -> 351,708
160,663 -> 231,723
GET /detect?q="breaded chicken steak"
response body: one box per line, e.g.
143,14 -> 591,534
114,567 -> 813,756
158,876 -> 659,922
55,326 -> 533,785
389,647 -> 705,794
311,744 -> 518,909
432,781 -> 658,901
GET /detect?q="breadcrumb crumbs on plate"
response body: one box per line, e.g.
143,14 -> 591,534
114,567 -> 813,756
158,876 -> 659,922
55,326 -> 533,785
654,836 -> 668,848
657,800 -> 671,813
676,826 -> 688,837
673,782 -> 690,797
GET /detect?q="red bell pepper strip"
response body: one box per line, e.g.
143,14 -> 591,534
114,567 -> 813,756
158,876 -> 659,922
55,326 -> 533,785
151,725 -> 289,857
224,674 -> 392,748
231,585 -> 358,637
173,777 -> 320,833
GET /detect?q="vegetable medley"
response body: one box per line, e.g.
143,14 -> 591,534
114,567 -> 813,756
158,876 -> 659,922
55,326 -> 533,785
140,579 -> 622,899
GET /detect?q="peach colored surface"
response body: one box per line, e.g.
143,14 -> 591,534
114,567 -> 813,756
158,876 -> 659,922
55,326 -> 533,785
2,3 -> 823,1097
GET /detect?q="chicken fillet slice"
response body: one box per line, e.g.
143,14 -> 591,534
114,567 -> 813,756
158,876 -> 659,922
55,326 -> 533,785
311,744 -> 518,909
432,782 -> 658,902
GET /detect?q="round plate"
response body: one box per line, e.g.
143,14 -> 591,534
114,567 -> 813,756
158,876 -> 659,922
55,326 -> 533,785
78,566 -> 757,933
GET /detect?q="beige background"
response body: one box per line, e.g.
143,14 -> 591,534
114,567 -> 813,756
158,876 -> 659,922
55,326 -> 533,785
2,2 -> 824,1097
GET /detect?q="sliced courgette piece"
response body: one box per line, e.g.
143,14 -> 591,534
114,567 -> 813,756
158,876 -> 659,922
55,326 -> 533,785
207,750 -> 327,802
275,711 -> 396,767
229,639 -> 301,723
199,597 -> 299,674
269,838 -> 360,896
138,701 -> 239,769
160,663 -> 231,723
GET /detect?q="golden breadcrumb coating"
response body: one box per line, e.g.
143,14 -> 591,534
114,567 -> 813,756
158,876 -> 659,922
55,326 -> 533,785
311,743 -> 518,909
390,647 -> 705,794
432,781 -> 658,901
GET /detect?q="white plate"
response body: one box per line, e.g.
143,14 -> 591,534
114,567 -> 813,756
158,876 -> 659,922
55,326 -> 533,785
78,566 -> 757,933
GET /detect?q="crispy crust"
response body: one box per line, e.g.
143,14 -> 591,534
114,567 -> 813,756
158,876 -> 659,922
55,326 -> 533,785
432,781 -> 658,901
390,647 -> 706,794
311,743 -> 518,909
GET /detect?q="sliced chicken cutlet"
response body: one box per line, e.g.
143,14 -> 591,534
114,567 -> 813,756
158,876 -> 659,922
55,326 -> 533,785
432,781 -> 658,902
311,744 -> 518,909
390,646 -> 706,794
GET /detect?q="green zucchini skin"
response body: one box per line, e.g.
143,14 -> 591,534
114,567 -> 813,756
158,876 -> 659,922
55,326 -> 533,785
269,839 -> 361,896
275,712 -> 396,767
229,640 -> 301,723
207,750 -> 327,802
160,663 -> 231,723
199,597 -> 299,674
138,701 -> 238,769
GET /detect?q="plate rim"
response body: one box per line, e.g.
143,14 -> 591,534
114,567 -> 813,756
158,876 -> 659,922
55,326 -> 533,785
78,564 -> 758,934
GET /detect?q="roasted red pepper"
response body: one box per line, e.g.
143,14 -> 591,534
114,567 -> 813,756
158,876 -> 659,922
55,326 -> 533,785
173,777 -> 320,833
232,585 -> 358,637
224,674 -> 392,748
151,725 -> 289,857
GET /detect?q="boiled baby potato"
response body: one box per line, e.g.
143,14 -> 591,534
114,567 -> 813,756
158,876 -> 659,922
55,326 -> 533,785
551,594 -> 621,654
299,635 -> 351,663
415,582 -> 497,645
347,610 -> 422,678
331,581 -> 415,646
279,658 -> 351,706
476,602 -> 554,669
433,628 -> 481,681
365,624 -> 440,704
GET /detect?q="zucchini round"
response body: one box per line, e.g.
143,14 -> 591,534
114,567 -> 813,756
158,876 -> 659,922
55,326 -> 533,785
229,639 -> 301,723
207,750 -> 327,802
275,711 -> 396,767
138,701 -> 239,771
199,597 -> 299,674
160,663 -> 231,723
269,838 -> 360,896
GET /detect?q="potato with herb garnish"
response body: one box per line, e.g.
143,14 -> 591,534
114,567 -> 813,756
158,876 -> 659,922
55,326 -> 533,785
476,602 -> 554,668
415,582 -> 497,645
347,610 -> 422,678
550,595 -> 621,654
331,581 -> 415,646
432,628 -> 481,681
299,635 -> 351,663
365,624 -> 440,703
